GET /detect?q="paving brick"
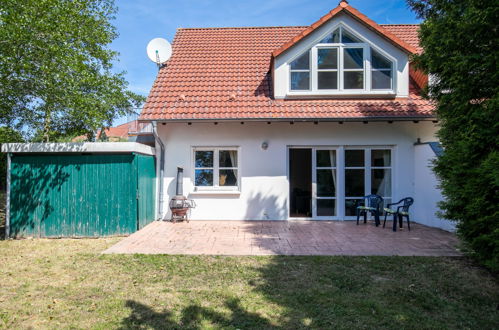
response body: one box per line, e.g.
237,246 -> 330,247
103,220 -> 461,256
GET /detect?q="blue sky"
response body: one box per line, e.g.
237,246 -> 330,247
111,0 -> 419,121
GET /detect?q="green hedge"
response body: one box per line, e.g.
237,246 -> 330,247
409,0 -> 499,271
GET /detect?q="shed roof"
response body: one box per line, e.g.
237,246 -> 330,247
1,142 -> 155,156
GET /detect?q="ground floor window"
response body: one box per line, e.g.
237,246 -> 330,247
289,146 -> 393,218
194,147 -> 239,190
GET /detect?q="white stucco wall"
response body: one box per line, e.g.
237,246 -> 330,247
274,13 -> 410,98
157,121 -> 443,224
413,144 -> 456,231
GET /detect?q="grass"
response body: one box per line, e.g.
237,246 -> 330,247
0,239 -> 497,329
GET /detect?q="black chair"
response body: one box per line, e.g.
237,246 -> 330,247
356,194 -> 383,226
383,197 -> 414,232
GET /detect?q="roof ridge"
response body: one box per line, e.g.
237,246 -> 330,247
175,25 -> 420,31
272,2 -> 419,57
177,26 -> 308,31
381,24 -> 420,26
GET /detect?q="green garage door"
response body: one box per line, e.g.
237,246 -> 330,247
9,153 -> 156,237
136,154 -> 156,230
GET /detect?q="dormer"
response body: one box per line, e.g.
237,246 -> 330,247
272,1 -> 417,99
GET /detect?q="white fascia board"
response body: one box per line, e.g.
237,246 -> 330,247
1,142 -> 155,156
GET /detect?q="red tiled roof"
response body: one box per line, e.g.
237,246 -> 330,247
382,24 -> 428,89
140,13 -> 433,121
96,121 -> 138,139
382,24 -> 423,54
72,121 -> 137,142
273,1 -> 418,57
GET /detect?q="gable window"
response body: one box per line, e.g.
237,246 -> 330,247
289,26 -> 394,94
317,48 -> 338,89
290,51 -> 310,90
343,47 -> 364,89
194,148 -> 239,190
371,50 -> 392,89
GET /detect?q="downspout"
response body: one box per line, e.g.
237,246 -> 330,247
151,122 -> 166,220
5,153 -> 11,237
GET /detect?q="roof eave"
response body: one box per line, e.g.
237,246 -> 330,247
139,116 -> 436,123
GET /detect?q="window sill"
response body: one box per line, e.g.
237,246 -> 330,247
189,190 -> 241,196
284,91 -> 396,99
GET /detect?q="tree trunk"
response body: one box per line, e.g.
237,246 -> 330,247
43,111 -> 51,142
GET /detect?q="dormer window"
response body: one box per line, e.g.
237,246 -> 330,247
317,48 -> 338,89
290,51 -> 311,90
371,49 -> 392,89
288,26 -> 395,95
343,48 -> 364,89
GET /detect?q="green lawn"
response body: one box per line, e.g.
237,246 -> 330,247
0,239 -> 497,329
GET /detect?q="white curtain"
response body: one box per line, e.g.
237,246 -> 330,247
223,150 -> 237,186
329,150 -> 336,191
228,150 -> 237,168
375,170 -> 390,196
383,150 -> 390,167
374,151 -> 391,197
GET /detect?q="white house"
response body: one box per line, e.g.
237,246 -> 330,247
140,0 -> 454,230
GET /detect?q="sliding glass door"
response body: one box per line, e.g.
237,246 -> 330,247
344,149 -> 366,216
344,148 -> 393,216
289,146 -> 393,219
313,149 -> 337,218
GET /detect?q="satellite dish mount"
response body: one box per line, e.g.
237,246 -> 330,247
155,50 -> 161,68
147,38 -> 172,70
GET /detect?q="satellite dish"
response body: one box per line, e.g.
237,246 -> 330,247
146,38 -> 172,67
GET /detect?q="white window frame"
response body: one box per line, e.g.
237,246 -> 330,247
287,24 -> 396,96
343,147 -> 394,219
289,50 -> 312,91
370,49 -> 394,90
370,149 -> 393,207
344,148 -> 368,216
316,47 -> 339,90
313,148 -> 339,219
193,147 -> 240,192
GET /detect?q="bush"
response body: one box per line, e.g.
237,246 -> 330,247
408,0 -> 499,271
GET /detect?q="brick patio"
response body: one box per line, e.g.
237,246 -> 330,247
103,220 -> 461,256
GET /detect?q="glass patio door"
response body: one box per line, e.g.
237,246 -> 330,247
344,148 -> 393,217
289,146 -> 392,219
313,149 -> 338,218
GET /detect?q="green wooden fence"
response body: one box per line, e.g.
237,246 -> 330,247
9,153 -> 156,237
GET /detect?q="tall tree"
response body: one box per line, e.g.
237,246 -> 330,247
0,0 -> 144,141
408,0 -> 499,270
0,127 -> 23,189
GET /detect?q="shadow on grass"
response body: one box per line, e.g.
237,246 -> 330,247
120,298 -> 273,329
117,195 -> 495,329
118,255 -> 498,329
